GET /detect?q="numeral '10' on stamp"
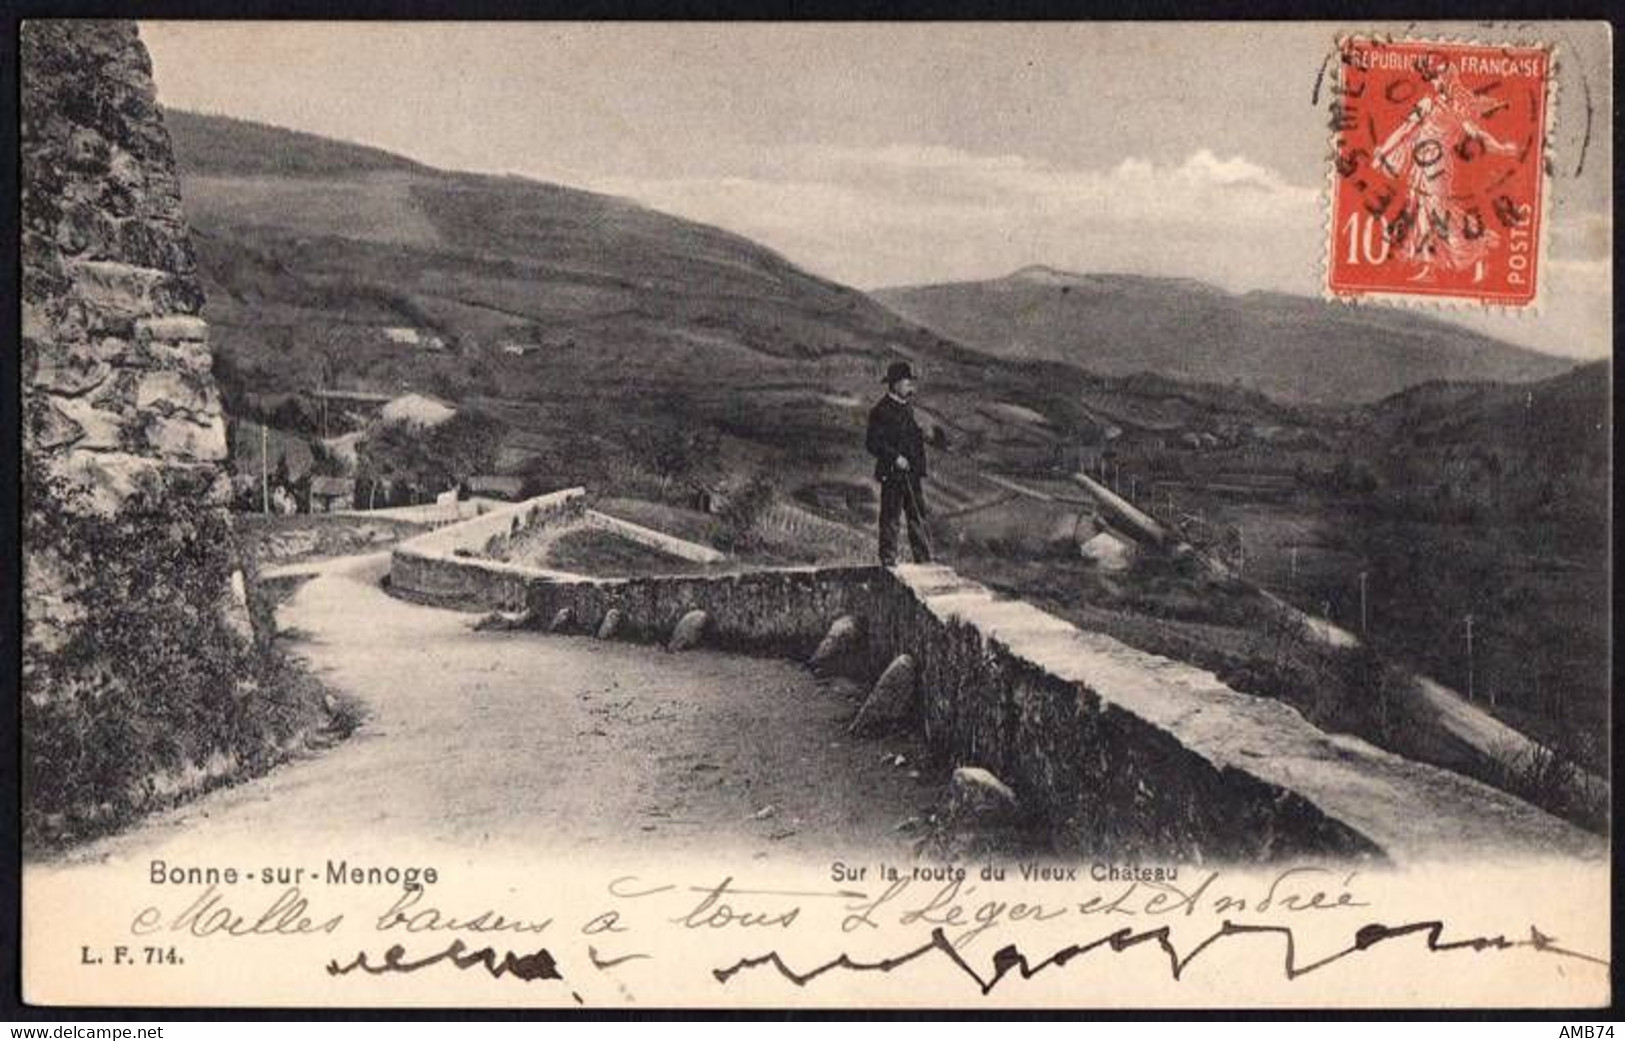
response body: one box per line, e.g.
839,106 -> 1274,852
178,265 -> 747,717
1327,37 -> 1551,307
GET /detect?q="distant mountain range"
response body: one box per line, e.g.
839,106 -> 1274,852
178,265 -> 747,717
874,266 -> 1576,405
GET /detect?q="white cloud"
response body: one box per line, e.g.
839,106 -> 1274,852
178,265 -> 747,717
585,142 -> 1607,358
593,143 -> 1321,284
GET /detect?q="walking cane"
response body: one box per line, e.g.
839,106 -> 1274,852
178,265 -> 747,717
901,472 -> 936,563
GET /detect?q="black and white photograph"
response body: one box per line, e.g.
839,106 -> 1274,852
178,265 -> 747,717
14,18 -> 1613,1010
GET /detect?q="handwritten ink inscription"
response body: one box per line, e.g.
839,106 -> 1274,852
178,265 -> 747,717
98,865 -> 1606,1003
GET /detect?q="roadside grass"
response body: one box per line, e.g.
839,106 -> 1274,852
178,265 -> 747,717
1488,736 -> 1610,836
533,527 -> 729,578
595,486 -> 869,567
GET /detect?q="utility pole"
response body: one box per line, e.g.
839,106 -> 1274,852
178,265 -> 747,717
1358,570 -> 1369,636
260,422 -> 269,516
1464,614 -> 1475,702
1129,475 -> 1138,502
1290,546 -> 1299,580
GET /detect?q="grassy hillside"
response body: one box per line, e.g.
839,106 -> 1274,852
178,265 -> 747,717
1359,360 -> 1611,523
167,110 -> 431,178
168,110 -> 1309,505
1316,362 -> 1611,756
875,266 -> 1576,405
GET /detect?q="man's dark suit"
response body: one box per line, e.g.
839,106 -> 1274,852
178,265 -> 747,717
865,394 -> 931,565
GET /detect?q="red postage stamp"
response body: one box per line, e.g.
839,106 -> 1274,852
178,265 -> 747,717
1326,37 -> 1551,307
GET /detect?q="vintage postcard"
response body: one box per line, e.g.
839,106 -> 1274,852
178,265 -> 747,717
18,20 -> 1612,1010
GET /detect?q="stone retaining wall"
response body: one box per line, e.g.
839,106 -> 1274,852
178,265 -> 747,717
504,564 -> 1385,861
389,503 -> 1604,864
388,488 -> 588,609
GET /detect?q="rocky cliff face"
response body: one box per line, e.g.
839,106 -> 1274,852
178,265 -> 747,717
20,21 -> 287,841
21,20 -> 246,656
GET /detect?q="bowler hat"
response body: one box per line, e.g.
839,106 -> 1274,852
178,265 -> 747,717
883,361 -> 917,385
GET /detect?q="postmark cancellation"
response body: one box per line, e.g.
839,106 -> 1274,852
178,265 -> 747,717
1326,37 -> 1553,308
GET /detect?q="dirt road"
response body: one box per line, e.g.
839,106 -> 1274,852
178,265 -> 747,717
58,553 -> 942,865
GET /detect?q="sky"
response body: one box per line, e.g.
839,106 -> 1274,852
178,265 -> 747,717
141,21 -> 1612,359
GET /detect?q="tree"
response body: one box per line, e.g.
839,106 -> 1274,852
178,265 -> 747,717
427,409 -> 505,489
356,409 -> 508,499
358,422 -> 433,498
716,472 -> 778,551
625,415 -> 721,496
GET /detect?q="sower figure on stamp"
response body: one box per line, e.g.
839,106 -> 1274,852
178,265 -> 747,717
1371,63 -> 1520,284
866,361 -> 932,567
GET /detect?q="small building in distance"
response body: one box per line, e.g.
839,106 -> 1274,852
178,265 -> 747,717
309,475 -> 356,513
1079,527 -> 1136,572
690,484 -> 732,516
466,475 -> 526,502
381,327 -> 447,351
378,392 -> 456,429
498,339 -> 540,357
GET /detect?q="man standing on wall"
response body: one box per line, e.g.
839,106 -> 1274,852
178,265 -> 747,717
865,361 -> 932,567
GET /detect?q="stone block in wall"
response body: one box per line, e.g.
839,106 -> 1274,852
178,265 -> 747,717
32,350 -> 113,397
116,212 -> 194,273
21,250 -> 73,318
106,146 -> 147,193
136,369 -> 215,416
134,317 -> 212,375
66,258 -> 203,330
52,197 -> 121,259
22,299 -> 56,345
56,449 -> 164,516
143,411 -> 227,462
50,395 -> 127,450
28,399 -> 86,452
135,315 -> 206,342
